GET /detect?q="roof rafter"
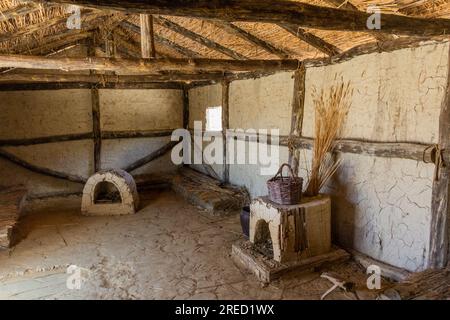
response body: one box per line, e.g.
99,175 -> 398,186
210,20 -> 291,59
278,23 -> 342,56
154,16 -> 247,60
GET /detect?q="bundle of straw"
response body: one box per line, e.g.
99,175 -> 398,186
304,80 -> 352,196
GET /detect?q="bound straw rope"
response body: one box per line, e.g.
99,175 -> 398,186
423,144 -> 444,181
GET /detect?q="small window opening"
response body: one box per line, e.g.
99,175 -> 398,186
205,106 -> 222,132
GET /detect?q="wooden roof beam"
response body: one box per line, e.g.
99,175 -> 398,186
39,0 -> 450,37
0,54 -> 298,73
279,23 -> 341,56
153,16 -> 247,60
210,21 -> 291,59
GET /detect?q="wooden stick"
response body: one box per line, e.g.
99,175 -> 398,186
222,80 -> 230,183
123,141 -> 177,172
140,14 -> 156,58
428,45 -> 450,268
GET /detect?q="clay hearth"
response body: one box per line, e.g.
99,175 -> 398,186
81,169 -> 139,216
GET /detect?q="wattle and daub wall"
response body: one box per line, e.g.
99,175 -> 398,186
188,41 -> 450,272
0,89 -> 183,197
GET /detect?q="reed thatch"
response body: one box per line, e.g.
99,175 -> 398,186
0,0 -> 448,60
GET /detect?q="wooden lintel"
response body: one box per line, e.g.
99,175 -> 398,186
0,82 -> 186,90
40,0 -> 450,37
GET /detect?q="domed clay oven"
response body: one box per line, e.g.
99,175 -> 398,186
81,169 -> 139,216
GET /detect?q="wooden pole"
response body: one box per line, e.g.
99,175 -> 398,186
0,54 -> 299,74
222,80 -> 230,183
288,66 -> 306,176
140,14 -> 156,58
428,46 -> 450,269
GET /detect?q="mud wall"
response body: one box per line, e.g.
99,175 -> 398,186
0,88 -> 183,197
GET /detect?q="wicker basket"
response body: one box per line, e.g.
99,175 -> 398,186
267,163 -> 303,205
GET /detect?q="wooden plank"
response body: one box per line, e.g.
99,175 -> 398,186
102,129 -> 174,140
140,14 -> 156,58
154,16 -> 247,60
428,45 -> 450,269
222,80 -> 230,183
0,55 -> 299,73
42,0 -> 450,36
278,23 -> 341,56
211,21 -> 290,58
288,66 -> 306,176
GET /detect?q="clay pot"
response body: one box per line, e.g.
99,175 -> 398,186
240,206 -> 250,238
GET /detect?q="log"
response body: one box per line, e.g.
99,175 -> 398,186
278,23 -> 341,56
41,0 -> 450,36
0,148 -> 87,183
222,81 -> 230,183
123,141 -> 178,172
0,133 -> 93,147
428,45 -> 450,269
140,14 -> 156,58
153,16 -> 247,60
227,131 -> 435,163
91,88 -> 101,172
288,67 -> 306,176
0,55 -> 299,74
183,87 -> 189,129
0,71 -> 227,83
211,21 -> 290,58
0,82 -> 185,90
102,129 -> 174,140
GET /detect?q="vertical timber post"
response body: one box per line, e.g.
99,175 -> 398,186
87,36 -> 102,173
429,46 -> 450,269
183,85 -> 189,130
288,64 -> 306,176
140,14 -> 156,58
222,80 -> 230,183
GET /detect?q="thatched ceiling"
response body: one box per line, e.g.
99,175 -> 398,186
0,0 -> 448,61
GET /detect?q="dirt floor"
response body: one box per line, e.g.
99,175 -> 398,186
0,190 -> 388,300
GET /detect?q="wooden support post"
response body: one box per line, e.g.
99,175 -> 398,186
222,80 -> 230,183
183,86 -> 189,129
288,65 -> 306,176
91,88 -> 101,173
428,47 -> 450,269
140,14 -> 156,58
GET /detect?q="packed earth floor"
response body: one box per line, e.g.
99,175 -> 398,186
0,190 -> 388,300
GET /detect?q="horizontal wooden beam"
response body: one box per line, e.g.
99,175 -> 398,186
303,36 -> 450,68
0,71 -> 226,83
279,23 -> 341,56
0,82 -> 185,90
227,131 -> 433,162
0,54 -> 299,73
0,130 -> 175,147
41,0 -> 450,36
153,16 -> 247,60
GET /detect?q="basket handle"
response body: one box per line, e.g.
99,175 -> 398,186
272,163 -> 296,180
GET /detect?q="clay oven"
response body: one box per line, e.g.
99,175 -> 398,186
81,169 -> 139,216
